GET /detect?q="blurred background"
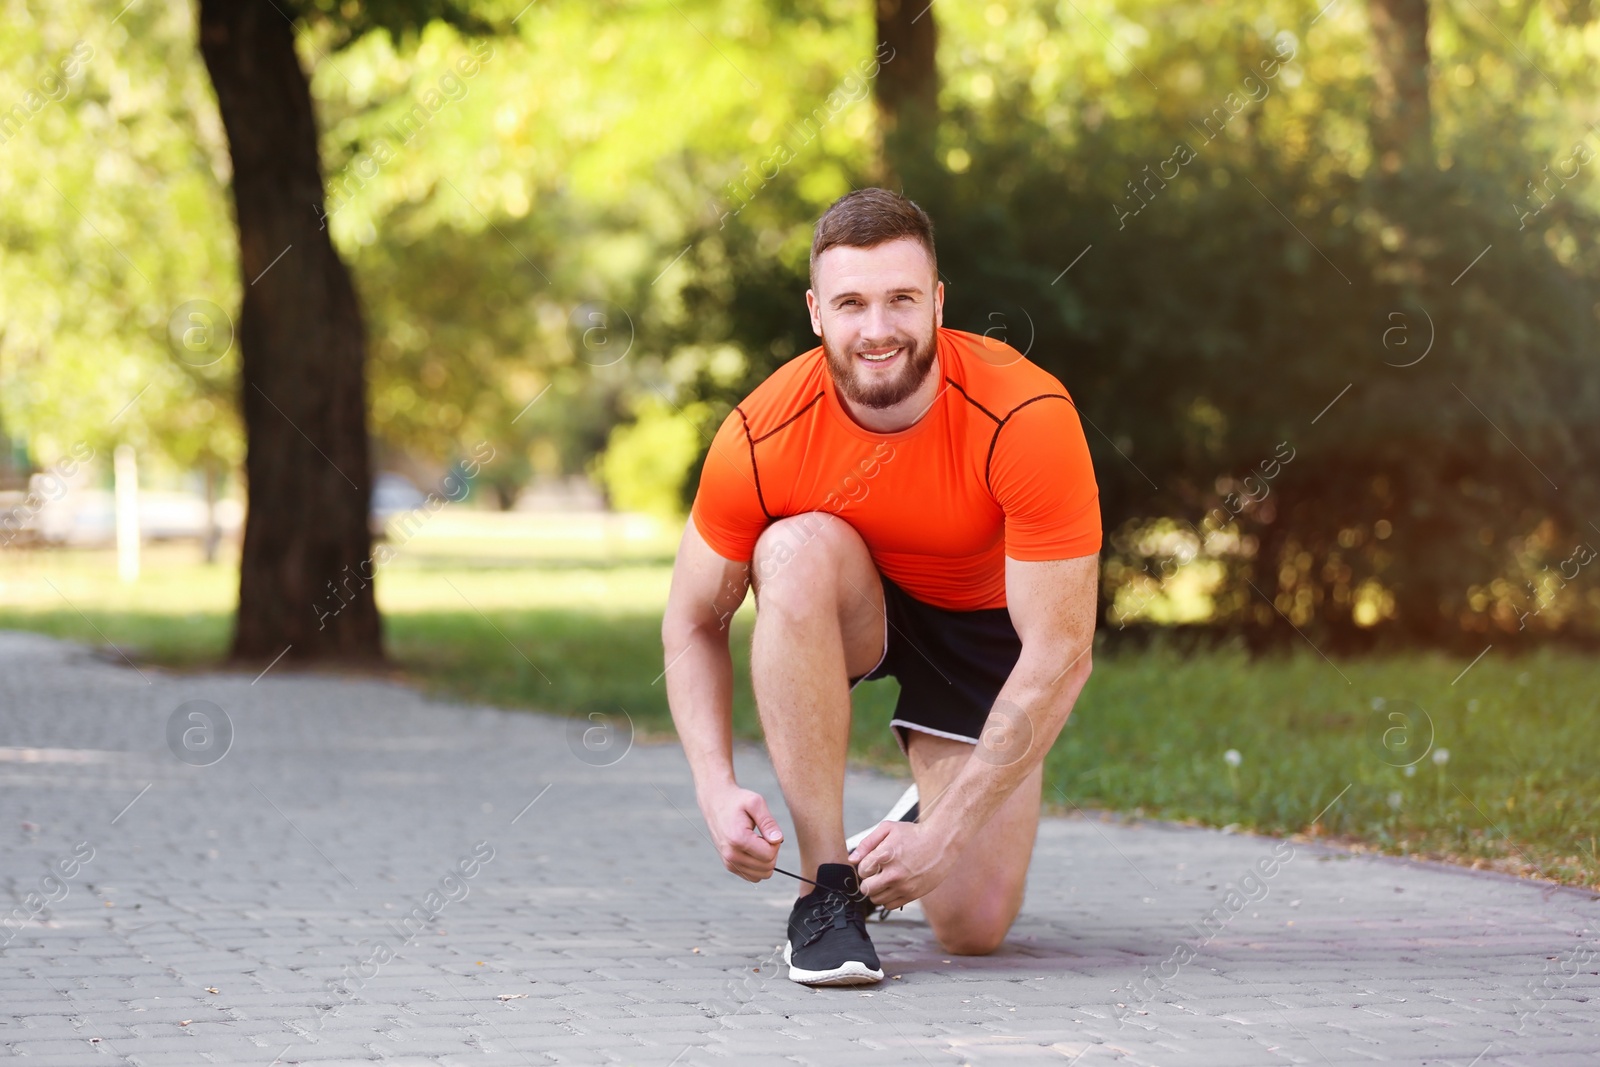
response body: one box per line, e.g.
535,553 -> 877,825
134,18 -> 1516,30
1,0 -> 1596,884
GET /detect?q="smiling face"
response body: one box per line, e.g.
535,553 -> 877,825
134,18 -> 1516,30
806,237 -> 944,411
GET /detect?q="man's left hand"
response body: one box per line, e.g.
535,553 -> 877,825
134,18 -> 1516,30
849,820 -> 960,910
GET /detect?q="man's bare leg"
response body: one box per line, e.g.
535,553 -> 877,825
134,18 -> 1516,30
906,732 -> 1043,954
749,513 -> 886,893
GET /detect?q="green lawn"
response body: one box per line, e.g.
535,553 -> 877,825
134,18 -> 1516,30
3,536 -> 1595,889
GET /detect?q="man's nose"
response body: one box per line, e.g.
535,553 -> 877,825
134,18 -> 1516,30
862,301 -> 895,341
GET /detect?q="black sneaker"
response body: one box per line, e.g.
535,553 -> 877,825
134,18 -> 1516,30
783,863 -> 884,986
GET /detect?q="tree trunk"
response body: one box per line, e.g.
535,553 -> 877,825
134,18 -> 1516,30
874,0 -> 939,189
199,0 -> 383,663
1368,0 -> 1433,177
201,456 -> 221,565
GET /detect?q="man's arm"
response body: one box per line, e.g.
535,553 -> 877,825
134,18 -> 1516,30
853,553 -> 1098,907
661,519 -> 786,881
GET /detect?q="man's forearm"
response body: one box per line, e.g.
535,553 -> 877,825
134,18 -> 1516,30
662,622 -> 740,799
918,643 -> 1093,848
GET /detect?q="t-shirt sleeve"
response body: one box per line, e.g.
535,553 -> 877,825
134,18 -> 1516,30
689,408 -> 770,563
989,394 -> 1102,560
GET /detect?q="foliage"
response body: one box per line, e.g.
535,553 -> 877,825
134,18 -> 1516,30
597,396 -> 714,517
0,0 -> 239,474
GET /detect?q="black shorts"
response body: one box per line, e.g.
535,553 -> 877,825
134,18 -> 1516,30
848,573 -> 1023,752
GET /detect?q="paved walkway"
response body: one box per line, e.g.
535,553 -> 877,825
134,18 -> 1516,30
1,631 -> 1596,1066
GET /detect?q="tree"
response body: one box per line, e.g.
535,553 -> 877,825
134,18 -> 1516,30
198,0 -> 382,662
1368,0 -> 1434,178
196,0 -> 489,663
874,0 -> 939,188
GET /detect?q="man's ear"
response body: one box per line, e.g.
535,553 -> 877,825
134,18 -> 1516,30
934,280 -> 945,328
805,288 -> 823,336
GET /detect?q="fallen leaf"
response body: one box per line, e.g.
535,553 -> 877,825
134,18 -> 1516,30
205,987 -> 219,995
495,994 -> 528,1002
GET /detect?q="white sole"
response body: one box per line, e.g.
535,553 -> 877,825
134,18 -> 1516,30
845,783 -> 920,851
783,940 -> 885,986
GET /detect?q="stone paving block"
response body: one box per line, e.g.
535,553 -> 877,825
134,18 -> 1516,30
5,1035 -> 116,1057
255,1041 -> 382,1061
13,1016 -> 135,1040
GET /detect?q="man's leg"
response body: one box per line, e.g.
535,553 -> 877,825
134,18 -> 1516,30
749,513 -> 887,893
906,732 -> 1042,954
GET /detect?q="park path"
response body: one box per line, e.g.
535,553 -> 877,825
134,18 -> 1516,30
0,630 -> 1596,1066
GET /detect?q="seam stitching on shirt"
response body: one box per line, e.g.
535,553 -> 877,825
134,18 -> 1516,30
736,406 -> 773,520
984,393 -> 1075,495
945,378 -> 1003,424
752,391 -> 825,444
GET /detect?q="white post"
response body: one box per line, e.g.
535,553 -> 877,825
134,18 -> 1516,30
113,444 -> 140,582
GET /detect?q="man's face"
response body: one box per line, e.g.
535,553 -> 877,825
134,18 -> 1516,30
807,237 -> 943,410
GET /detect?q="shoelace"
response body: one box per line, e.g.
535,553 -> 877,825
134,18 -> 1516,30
749,829 -> 876,916
797,886 -> 870,948
771,863 -> 877,943
772,863 -> 870,906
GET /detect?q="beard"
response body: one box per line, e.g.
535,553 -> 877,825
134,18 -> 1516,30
821,317 -> 938,410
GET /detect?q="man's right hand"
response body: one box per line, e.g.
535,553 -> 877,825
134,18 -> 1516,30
699,784 -> 784,881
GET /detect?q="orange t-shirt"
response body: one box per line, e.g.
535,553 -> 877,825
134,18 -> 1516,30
690,327 -> 1101,610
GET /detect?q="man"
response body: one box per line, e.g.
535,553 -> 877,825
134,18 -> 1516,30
661,188 -> 1100,986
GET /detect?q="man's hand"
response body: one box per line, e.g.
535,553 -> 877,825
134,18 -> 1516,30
699,784 -> 785,882
849,820 -> 959,910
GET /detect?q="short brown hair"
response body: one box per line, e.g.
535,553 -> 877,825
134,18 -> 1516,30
809,188 -> 936,290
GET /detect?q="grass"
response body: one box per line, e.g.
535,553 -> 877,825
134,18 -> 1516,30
3,531 -> 1596,890
1044,645 -> 1600,888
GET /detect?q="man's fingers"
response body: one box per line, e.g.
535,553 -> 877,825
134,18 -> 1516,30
724,845 -> 775,876
734,827 -> 778,864
724,851 -> 772,881
847,822 -> 892,865
705,787 -> 781,884
858,866 -> 898,904
862,868 -> 912,910
745,795 -> 785,844
722,822 -> 779,883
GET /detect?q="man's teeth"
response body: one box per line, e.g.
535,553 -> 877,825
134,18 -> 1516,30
861,347 -> 900,363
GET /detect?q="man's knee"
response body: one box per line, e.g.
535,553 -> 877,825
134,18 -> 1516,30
933,913 -> 1012,956
751,512 -> 861,604
928,887 -> 1023,956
